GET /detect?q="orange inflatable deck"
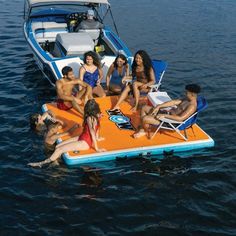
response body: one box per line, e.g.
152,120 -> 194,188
42,96 -> 214,166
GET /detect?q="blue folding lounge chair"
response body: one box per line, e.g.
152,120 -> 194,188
150,96 -> 208,140
149,60 -> 168,92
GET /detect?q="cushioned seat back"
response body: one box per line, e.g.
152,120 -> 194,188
179,96 -> 208,130
152,60 -> 168,84
32,21 -> 68,43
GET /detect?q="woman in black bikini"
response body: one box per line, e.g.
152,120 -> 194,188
112,50 -> 155,112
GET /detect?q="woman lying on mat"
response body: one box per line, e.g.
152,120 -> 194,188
30,110 -> 64,133
112,50 -> 155,112
106,54 -> 129,95
28,99 -> 106,168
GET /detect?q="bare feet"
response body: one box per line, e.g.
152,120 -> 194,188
133,130 -> 147,139
130,106 -> 138,112
110,106 -> 120,111
28,162 -> 42,168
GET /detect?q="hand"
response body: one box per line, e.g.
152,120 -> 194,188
47,110 -> 55,118
122,76 -> 132,84
97,80 -> 101,85
140,84 -> 148,90
96,148 -> 106,153
151,107 -> 159,116
97,137 -> 105,141
156,114 -> 165,120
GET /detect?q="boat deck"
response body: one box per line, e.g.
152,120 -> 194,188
42,96 -> 214,166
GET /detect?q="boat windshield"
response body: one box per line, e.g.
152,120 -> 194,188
29,3 -> 108,19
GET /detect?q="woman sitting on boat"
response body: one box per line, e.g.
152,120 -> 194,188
28,99 -> 106,168
106,54 -> 129,95
79,51 -> 106,98
112,50 -> 155,112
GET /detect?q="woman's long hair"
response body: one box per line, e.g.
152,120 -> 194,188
113,54 -> 128,69
132,50 -> 153,79
83,99 -> 101,126
83,51 -> 101,68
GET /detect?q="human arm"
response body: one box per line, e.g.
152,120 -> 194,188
42,110 -> 64,126
96,127 -> 105,141
156,104 -> 196,122
50,124 -> 79,140
151,99 -> 183,115
97,68 -> 103,85
106,64 -> 114,89
62,77 -> 89,89
125,64 -> 130,76
79,66 -> 86,81
87,117 -> 106,152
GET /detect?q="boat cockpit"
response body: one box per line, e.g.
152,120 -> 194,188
27,3 -> 121,59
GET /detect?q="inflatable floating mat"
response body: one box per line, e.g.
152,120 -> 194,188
42,96 -> 214,166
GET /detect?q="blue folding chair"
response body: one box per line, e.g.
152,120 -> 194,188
150,96 -> 208,140
149,60 -> 168,92
124,59 -> 167,90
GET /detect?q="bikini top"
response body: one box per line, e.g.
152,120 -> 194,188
134,70 -> 148,84
111,66 -> 126,80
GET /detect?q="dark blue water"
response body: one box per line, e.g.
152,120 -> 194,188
1,0 -> 236,235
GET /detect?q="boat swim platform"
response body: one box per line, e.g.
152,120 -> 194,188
42,96 -> 214,166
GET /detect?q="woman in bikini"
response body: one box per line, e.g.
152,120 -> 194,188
28,99 -> 106,168
79,51 -> 106,98
30,110 -> 64,133
106,54 -> 129,95
112,50 -> 155,112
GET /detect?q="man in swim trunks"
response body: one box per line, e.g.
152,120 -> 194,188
133,84 -> 201,138
56,66 -> 92,115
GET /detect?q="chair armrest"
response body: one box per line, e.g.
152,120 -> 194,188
148,83 -> 161,92
148,83 -> 160,88
123,78 -> 132,83
159,117 -> 183,124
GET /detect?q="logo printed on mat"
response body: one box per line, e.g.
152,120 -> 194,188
106,110 -> 135,131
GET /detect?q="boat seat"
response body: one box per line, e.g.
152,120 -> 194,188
32,21 -> 68,43
79,29 -> 101,45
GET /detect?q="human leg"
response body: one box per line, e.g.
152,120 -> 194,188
109,84 -> 122,95
131,81 -> 143,112
56,136 -> 79,148
93,85 -> 106,98
28,141 -> 89,167
112,85 -> 131,110
133,115 -> 160,138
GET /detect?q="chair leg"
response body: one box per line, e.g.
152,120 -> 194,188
191,126 -> 195,137
184,129 -> 188,140
150,121 -> 164,139
171,126 -> 187,141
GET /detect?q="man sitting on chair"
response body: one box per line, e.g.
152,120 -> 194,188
133,84 -> 201,138
76,9 -> 103,31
